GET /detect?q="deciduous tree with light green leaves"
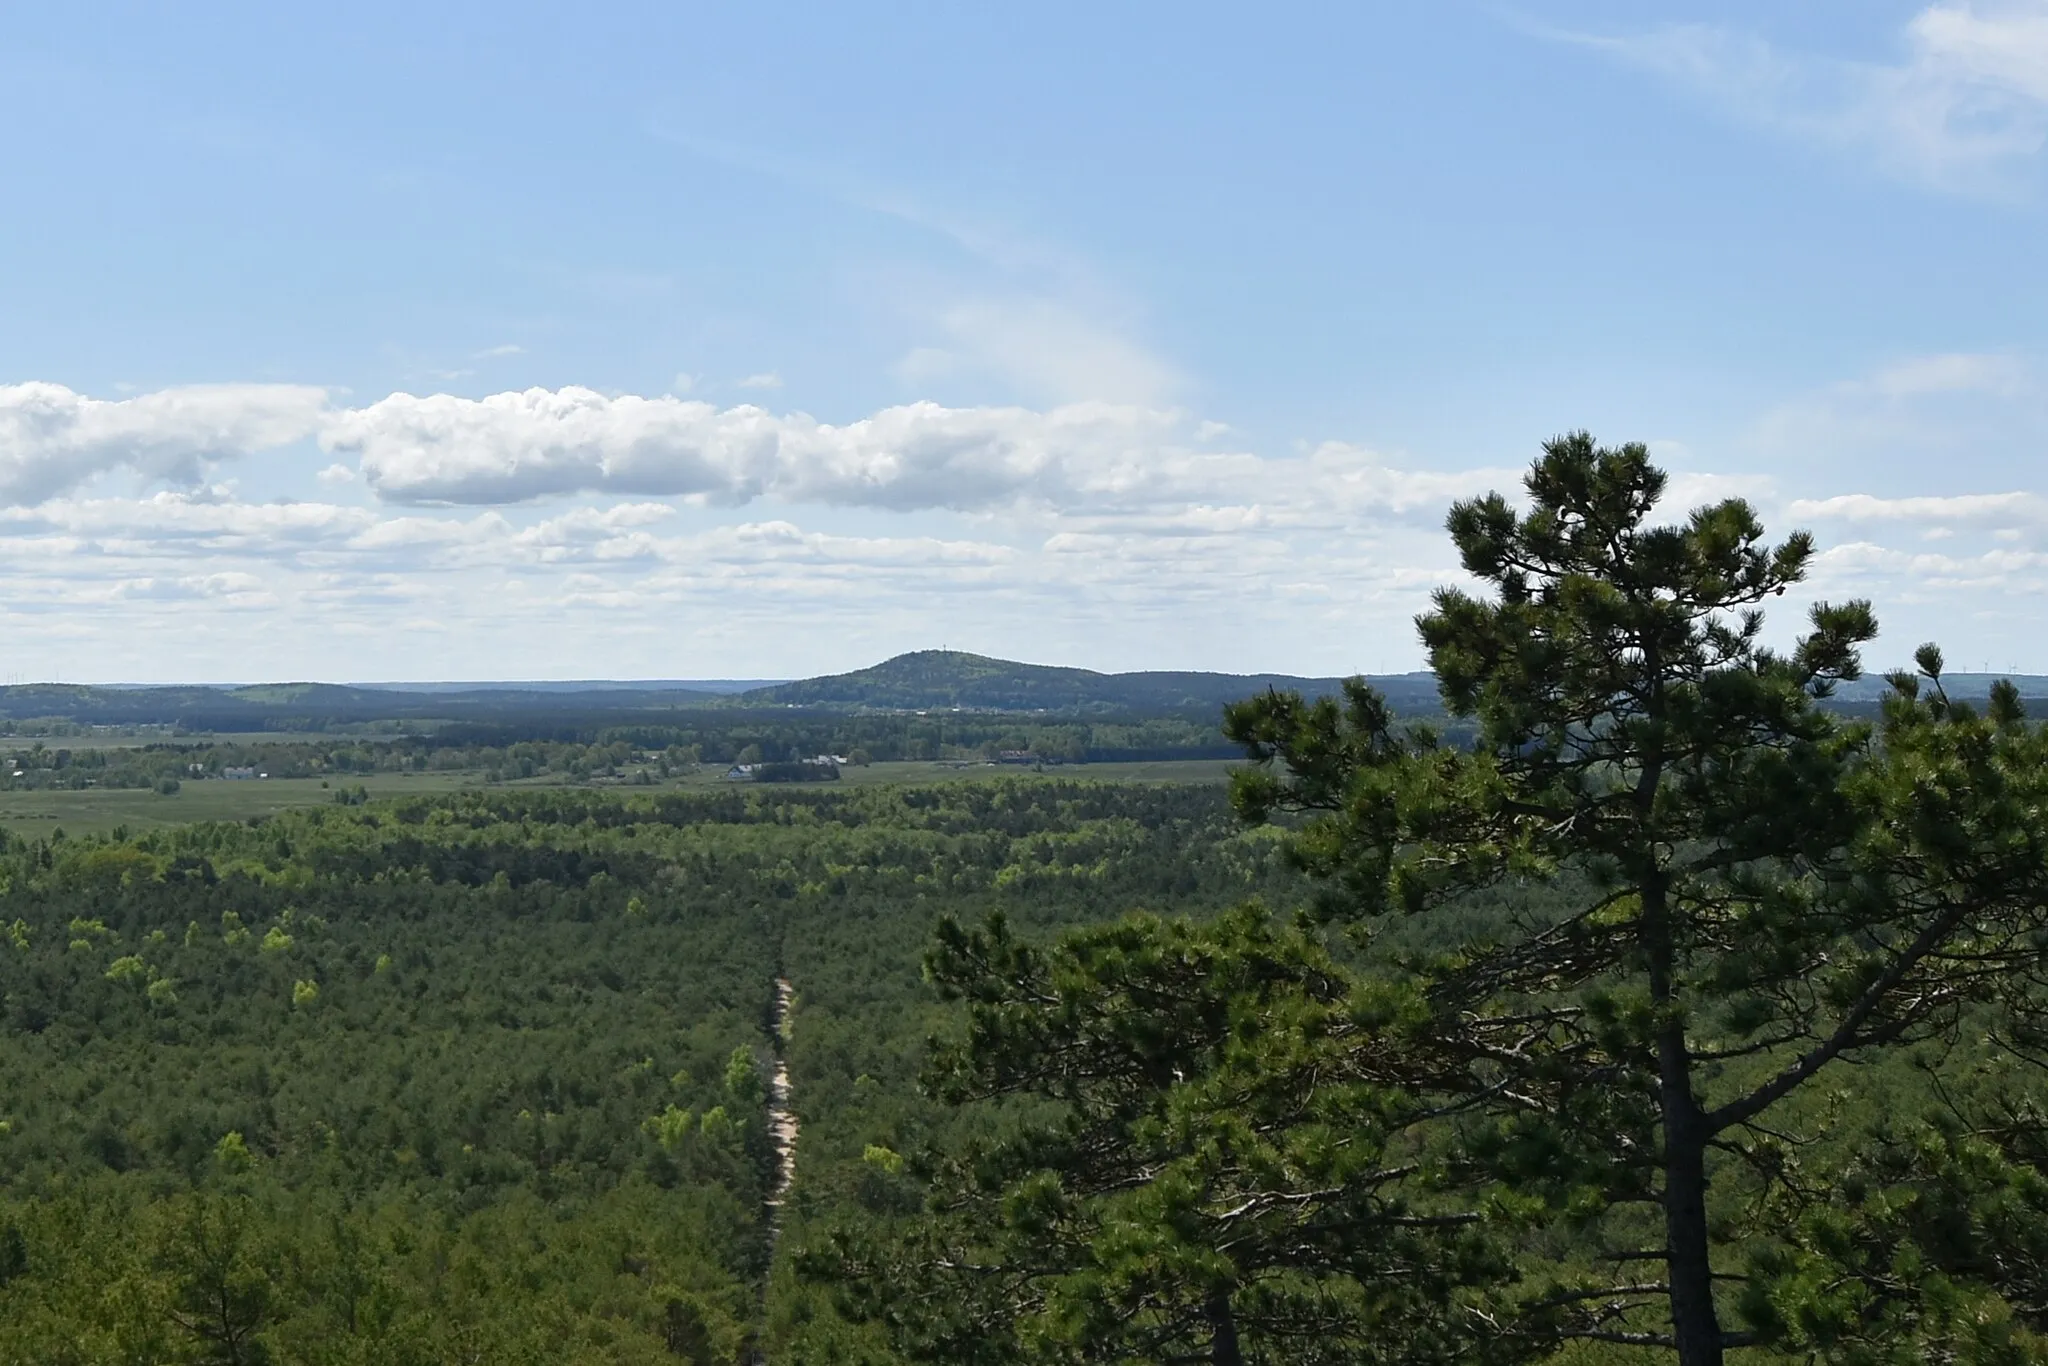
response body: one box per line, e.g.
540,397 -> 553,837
1225,433 -> 2048,1363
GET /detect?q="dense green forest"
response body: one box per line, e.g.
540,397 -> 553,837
0,780 -> 1302,1363
11,773 -> 2044,1363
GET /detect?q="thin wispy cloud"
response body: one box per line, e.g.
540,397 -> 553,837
1748,350 -> 2048,461
894,296 -> 1181,407
1535,2 -> 2048,194
649,123 -> 1180,406
644,124 -> 1083,279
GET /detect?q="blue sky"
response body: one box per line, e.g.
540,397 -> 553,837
3,1 -> 2046,681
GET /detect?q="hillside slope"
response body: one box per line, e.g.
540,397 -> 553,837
732,650 -> 1437,714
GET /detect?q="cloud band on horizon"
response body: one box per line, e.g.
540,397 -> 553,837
3,370 -> 2046,681
1,381 -> 1504,520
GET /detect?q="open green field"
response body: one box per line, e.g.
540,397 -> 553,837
0,758 -> 1240,840
0,771 -> 483,841
826,757 -> 1240,787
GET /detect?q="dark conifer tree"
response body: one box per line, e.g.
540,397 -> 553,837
805,906 -> 1529,1365
1226,433 -> 2048,1363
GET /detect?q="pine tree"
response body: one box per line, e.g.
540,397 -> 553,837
1226,433 -> 2048,1363
805,906 -> 1527,1364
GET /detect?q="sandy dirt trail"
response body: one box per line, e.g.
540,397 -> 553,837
766,977 -> 797,1216
747,979 -> 800,1364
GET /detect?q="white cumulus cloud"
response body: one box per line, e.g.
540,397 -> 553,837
0,381 -> 328,504
318,387 -> 1195,509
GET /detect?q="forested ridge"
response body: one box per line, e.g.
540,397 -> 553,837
0,656 -> 1385,732
728,650 -> 1389,714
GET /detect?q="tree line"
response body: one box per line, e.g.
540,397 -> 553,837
0,714 -> 1245,793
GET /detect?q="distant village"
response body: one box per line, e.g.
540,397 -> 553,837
722,754 -> 851,781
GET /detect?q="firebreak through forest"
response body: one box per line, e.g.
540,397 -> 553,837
0,782 -> 1305,1364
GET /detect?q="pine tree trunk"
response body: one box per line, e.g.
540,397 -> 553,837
1640,850 -> 1724,1366
1660,1038 -> 1722,1366
1207,1287 -> 1244,1366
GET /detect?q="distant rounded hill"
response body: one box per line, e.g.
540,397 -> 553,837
730,650 -> 1431,715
